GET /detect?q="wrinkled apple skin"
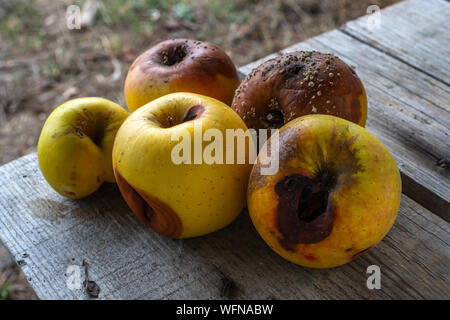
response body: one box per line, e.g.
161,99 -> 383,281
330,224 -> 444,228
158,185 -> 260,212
248,115 -> 401,268
37,97 -> 129,199
125,39 -> 239,112
232,51 -> 367,130
113,92 -> 254,238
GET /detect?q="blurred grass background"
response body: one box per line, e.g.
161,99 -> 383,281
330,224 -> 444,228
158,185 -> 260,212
0,0 -> 400,299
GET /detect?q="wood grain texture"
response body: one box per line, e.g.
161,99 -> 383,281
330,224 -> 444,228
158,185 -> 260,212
238,28 -> 450,221
342,0 -> 450,85
1,0 -> 449,301
0,154 -> 449,300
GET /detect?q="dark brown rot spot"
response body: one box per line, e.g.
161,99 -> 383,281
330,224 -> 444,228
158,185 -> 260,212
283,63 -> 306,79
265,109 -> 285,129
114,170 -> 182,238
159,44 -> 187,66
274,172 -> 337,251
182,104 -> 205,123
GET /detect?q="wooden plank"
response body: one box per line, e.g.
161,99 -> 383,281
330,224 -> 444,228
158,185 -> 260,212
342,0 -> 450,85
238,29 -> 450,221
0,154 -> 449,299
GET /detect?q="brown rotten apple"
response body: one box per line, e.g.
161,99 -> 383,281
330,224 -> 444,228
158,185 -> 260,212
125,39 -> 240,112
232,51 -> 367,130
248,115 -> 401,268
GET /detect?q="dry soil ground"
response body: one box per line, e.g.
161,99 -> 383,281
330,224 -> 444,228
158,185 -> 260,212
0,0 -> 400,299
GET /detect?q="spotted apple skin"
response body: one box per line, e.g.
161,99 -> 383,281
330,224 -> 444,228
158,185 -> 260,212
248,115 -> 401,268
113,93 -> 254,238
232,51 -> 367,130
37,97 -> 129,199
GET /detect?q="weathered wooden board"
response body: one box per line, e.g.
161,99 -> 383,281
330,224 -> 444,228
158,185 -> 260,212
239,29 -> 450,221
342,0 -> 450,85
1,0 -> 449,301
0,153 -> 449,300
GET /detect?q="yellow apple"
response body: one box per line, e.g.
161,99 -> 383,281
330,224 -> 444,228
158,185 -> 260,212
248,115 -> 401,268
38,97 -> 129,199
112,92 -> 254,238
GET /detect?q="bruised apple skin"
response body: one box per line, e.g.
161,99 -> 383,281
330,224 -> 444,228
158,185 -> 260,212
248,115 -> 401,268
38,97 -> 129,199
124,39 -> 240,112
112,92 -> 254,238
232,51 -> 367,130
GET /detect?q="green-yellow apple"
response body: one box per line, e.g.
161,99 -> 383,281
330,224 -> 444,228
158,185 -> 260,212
124,38 -> 240,112
38,97 -> 129,199
248,115 -> 401,268
112,92 -> 254,238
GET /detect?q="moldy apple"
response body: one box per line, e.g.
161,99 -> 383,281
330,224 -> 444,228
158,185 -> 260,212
232,51 -> 367,130
248,115 -> 401,268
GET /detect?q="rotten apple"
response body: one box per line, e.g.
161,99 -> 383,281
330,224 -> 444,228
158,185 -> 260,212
124,39 -> 240,112
247,115 -> 401,268
232,51 -> 367,130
